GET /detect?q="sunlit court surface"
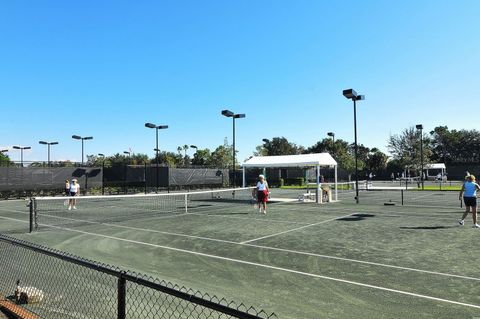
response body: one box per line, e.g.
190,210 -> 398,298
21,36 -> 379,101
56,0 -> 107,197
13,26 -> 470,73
1,184 -> 478,319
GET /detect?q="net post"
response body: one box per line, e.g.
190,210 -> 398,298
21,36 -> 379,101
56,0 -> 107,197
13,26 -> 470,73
184,194 -> 188,213
29,198 -> 34,233
401,189 -> 404,206
117,275 -> 126,319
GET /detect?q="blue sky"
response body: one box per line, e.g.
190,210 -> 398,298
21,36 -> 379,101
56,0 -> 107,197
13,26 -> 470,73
1,1 -> 479,163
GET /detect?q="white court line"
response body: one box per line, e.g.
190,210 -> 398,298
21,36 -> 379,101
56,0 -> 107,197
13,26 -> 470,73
1,214 -> 479,282
410,192 -> 437,201
186,212 -> 310,225
240,213 -> 355,244
243,243 -> 480,282
28,212 -> 241,245
2,215 -> 479,310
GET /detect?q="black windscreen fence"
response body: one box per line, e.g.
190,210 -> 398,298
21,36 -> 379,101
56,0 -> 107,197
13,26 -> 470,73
0,167 -> 103,192
0,166 -> 230,196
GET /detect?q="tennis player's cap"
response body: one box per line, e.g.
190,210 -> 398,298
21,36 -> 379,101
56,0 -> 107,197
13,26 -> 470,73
259,174 -> 265,179
72,178 -> 78,182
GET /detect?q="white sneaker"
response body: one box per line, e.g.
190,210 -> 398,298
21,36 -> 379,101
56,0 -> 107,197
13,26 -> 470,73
474,224 -> 480,228
263,210 -> 267,215
68,206 -> 72,211
259,208 -> 262,213
459,219 -> 464,226
73,206 -> 77,210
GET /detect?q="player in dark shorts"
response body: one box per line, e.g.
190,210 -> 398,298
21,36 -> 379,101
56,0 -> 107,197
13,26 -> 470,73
65,179 -> 70,195
459,175 -> 480,228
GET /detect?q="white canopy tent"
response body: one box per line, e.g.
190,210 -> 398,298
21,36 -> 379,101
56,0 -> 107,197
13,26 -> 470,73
241,153 -> 338,203
424,163 -> 446,180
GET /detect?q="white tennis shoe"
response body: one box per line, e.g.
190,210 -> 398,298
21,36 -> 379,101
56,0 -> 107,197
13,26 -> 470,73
458,219 -> 464,226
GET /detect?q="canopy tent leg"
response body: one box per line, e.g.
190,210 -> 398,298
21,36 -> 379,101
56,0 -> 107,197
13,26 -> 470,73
242,167 -> 246,187
316,165 -> 321,204
335,165 -> 338,201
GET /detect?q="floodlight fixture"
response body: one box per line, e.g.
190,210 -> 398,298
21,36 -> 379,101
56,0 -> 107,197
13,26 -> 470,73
145,122 -> 169,192
221,108 -> 246,187
342,88 -> 365,204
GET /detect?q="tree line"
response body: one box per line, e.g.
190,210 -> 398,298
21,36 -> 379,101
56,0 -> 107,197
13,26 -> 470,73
1,126 -> 478,174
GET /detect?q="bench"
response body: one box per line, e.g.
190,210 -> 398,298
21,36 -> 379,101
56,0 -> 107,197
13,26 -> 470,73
0,296 -> 40,319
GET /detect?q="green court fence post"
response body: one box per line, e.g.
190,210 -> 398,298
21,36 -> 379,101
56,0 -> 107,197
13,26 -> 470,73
102,161 -> 105,195
117,275 -> 126,319
144,163 -> 147,194
29,198 -> 34,233
401,190 -> 404,206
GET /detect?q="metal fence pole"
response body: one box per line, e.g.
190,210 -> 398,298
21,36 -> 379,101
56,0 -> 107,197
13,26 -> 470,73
117,276 -> 126,319
401,189 -> 404,206
29,198 -> 34,233
144,163 -> 147,194
102,161 -> 105,195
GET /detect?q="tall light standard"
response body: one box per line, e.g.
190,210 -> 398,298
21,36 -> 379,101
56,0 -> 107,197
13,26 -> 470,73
327,132 -> 335,156
72,135 -> 93,165
145,123 -> 168,192
416,124 -> 424,190
13,146 -> 31,167
221,109 -> 246,187
343,89 -> 365,204
98,153 -> 106,194
39,141 -> 59,167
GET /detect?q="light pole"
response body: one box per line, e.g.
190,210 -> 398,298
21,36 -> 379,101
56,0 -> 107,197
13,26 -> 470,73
98,153 -> 106,195
12,146 -> 31,167
416,124 -> 424,190
343,89 -> 365,204
72,135 -> 93,165
145,123 -> 168,192
222,109 -> 246,187
327,132 -> 335,156
39,141 -> 59,167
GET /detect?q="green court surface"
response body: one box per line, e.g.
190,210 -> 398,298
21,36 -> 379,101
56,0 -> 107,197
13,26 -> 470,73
0,189 -> 479,319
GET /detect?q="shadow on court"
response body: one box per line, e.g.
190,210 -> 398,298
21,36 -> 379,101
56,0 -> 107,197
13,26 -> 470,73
399,225 -> 458,230
337,213 -> 376,222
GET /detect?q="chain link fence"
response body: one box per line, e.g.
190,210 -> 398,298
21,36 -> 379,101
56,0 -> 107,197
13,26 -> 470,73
0,234 -> 277,319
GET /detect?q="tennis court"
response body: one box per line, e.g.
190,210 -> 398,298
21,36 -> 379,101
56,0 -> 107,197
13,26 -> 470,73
0,186 -> 479,319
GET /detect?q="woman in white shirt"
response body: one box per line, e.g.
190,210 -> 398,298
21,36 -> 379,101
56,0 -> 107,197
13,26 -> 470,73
253,174 -> 269,214
68,179 -> 80,210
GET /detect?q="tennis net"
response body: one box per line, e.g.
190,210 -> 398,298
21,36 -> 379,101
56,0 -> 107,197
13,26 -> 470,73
31,187 -> 255,231
306,181 -> 356,191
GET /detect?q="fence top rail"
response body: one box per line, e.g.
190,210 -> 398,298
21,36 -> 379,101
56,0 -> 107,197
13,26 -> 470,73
0,234 -> 276,319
